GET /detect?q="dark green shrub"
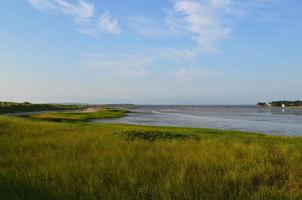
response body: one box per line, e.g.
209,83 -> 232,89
123,130 -> 200,142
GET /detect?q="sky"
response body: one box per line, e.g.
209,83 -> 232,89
0,0 -> 301,104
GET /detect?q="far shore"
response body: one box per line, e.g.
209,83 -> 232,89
257,106 -> 302,109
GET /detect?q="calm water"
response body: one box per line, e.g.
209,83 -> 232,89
94,105 -> 302,136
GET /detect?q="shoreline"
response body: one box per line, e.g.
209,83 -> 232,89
5,106 -> 302,136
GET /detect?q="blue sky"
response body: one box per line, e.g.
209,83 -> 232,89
0,0 -> 301,104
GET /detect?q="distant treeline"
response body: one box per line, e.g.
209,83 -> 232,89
257,100 -> 302,107
102,104 -> 138,109
0,102 -> 85,114
270,101 -> 302,107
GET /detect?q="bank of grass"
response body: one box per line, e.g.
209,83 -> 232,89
0,101 -> 85,114
1,111 -> 302,199
30,109 -> 129,122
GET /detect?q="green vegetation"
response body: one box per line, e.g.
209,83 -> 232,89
257,100 -> 302,107
30,109 -> 128,122
1,110 -> 302,199
0,101 -> 85,114
270,100 -> 302,107
124,130 -> 201,142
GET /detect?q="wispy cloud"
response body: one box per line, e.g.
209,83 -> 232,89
167,0 -> 232,52
27,0 -> 94,22
27,0 -> 121,35
98,12 -> 121,35
165,0 -> 278,58
27,0 -> 55,10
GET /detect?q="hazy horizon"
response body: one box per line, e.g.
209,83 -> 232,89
1,0 -> 301,104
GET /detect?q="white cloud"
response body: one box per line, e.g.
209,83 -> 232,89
27,0 -> 55,10
27,0 -> 94,23
167,0 -> 232,52
27,0 -> 121,35
175,67 -> 217,81
98,12 -> 121,35
56,0 -> 94,22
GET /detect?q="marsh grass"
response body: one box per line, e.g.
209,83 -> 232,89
1,114 -> 302,199
29,109 -> 128,122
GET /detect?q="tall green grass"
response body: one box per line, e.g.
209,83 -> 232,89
1,114 -> 302,199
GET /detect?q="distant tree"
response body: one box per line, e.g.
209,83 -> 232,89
257,102 -> 266,106
270,100 -> 302,107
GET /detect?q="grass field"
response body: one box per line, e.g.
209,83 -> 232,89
1,109 -> 302,199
